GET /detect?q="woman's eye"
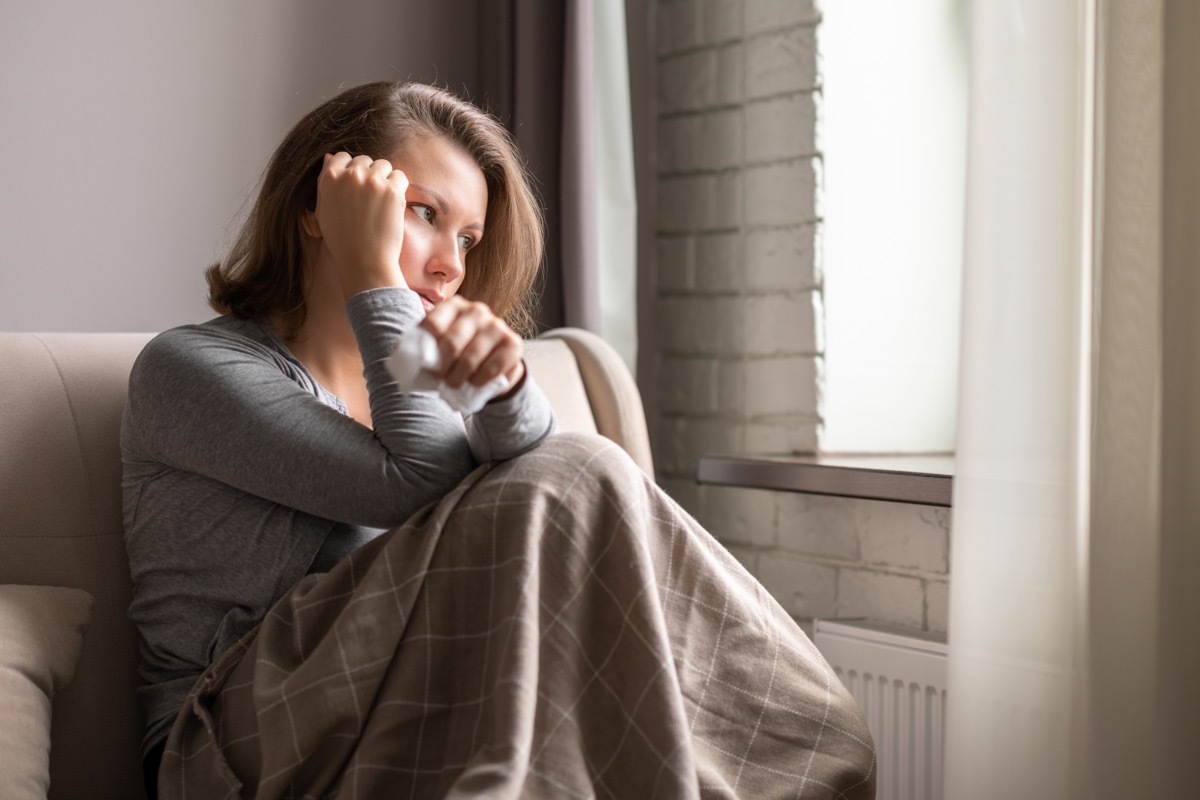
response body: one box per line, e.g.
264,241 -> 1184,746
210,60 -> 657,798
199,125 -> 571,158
457,234 -> 475,251
410,204 -> 434,222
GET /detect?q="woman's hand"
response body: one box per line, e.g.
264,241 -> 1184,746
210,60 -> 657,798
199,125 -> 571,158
307,152 -> 409,299
420,297 -> 525,392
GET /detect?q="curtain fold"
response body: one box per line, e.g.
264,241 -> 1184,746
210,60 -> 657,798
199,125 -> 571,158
476,0 -> 567,330
948,1 -> 1200,796
944,2 -> 1093,796
474,0 -> 639,373
1148,0 -> 1200,792
1086,0 -> 1162,795
564,0 -> 639,370
561,0 -> 601,334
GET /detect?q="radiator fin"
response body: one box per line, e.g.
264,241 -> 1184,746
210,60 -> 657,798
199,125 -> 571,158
815,619 -> 948,800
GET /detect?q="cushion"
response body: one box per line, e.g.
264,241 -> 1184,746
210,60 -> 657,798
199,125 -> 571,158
0,585 -> 94,800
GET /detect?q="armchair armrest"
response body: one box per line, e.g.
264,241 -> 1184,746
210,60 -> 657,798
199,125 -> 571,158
538,328 -> 653,479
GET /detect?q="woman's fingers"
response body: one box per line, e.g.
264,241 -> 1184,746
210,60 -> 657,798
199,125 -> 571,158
313,152 -> 409,297
326,152 -> 387,176
421,298 -> 524,388
447,324 -> 521,388
324,151 -> 352,172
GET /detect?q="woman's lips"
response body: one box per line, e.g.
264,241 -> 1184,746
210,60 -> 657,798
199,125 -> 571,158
415,290 -> 440,313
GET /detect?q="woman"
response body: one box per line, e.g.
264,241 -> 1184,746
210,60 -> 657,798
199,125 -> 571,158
123,82 -> 875,799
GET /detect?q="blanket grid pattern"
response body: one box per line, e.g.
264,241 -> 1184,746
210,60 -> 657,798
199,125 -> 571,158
159,433 -> 875,799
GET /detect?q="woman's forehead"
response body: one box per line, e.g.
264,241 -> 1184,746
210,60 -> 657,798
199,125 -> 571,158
391,135 -> 488,221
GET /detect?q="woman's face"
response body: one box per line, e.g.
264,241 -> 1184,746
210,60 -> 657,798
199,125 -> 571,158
389,135 -> 488,312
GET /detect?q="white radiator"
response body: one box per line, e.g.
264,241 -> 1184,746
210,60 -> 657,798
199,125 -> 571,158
813,619 -> 948,800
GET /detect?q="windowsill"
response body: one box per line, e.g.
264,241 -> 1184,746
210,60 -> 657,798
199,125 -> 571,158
695,453 -> 955,507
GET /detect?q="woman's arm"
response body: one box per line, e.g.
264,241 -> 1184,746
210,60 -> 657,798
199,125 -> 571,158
125,290 -> 476,530
463,370 -> 557,463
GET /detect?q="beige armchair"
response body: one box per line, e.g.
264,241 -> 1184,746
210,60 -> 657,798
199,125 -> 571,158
0,328 -> 650,800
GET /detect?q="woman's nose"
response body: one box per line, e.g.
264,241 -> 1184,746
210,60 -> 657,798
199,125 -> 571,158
428,234 -> 464,282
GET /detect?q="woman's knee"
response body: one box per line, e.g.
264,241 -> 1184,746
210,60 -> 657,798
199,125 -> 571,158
526,431 -> 639,473
489,431 -> 647,506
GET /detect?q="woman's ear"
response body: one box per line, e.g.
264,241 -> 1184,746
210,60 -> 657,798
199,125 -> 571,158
302,210 -> 321,239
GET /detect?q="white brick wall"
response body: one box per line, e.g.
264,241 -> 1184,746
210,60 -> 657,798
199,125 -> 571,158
745,25 -> 819,97
653,0 -> 951,636
745,93 -> 817,162
744,0 -> 820,33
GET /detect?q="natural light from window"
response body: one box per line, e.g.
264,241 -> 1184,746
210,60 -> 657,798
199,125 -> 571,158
820,0 -> 969,453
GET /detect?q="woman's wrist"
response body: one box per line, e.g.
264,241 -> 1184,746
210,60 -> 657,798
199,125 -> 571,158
490,360 -> 527,403
339,262 -> 407,301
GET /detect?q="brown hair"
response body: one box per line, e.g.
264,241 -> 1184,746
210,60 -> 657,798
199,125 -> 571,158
206,82 -> 543,337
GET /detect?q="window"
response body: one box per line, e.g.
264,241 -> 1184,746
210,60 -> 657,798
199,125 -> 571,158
819,0 -> 969,453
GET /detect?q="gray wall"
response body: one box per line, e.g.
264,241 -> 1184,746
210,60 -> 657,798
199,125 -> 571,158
0,0 -> 480,332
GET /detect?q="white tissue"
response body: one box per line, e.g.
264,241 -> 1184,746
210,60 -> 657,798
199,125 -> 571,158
386,327 -> 510,415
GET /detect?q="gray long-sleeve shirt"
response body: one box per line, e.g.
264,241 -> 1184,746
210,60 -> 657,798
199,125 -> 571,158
121,287 -> 555,753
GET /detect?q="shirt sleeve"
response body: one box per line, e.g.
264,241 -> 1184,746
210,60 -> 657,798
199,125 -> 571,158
464,369 -> 558,463
348,287 -> 557,464
124,288 -> 476,529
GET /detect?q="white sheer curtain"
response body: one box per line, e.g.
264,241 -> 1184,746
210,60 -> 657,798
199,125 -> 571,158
945,1 -> 1200,797
944,2 -> 1092,796
562,0 -> 638,370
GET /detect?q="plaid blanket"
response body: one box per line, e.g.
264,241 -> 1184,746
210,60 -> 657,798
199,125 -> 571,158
159,433 -> 875,799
